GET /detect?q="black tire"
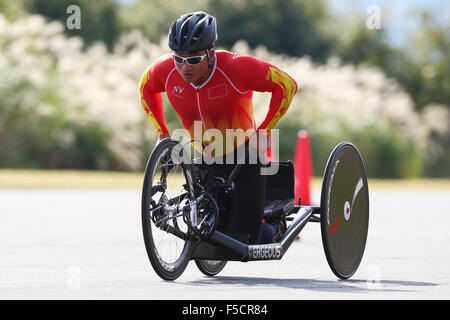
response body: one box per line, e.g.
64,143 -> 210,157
320,142 -> 369,279
142,139 -> 195,281
195,260 -> 227,277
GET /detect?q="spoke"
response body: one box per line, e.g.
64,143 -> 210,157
147,145 -> 193,267
154,212 -> 184,228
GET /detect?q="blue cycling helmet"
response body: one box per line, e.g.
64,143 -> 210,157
168,11 -> 217,53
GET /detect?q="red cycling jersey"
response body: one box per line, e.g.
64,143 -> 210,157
139,50 -> 298,155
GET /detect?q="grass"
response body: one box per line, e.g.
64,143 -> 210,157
0,169 -> 144,189
312,177 -> 450,190
362,178 -> 450,190
0,169 -> 449,190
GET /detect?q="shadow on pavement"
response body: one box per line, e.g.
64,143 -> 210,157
188,276 -> 437,293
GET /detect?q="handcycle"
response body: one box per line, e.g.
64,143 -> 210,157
141,138 -> 369,281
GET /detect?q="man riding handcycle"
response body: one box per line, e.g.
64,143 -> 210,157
138,12 -> 369,281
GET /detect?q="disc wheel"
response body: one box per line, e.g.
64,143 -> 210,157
320,142 -> 369,279
142,139 -> 195,281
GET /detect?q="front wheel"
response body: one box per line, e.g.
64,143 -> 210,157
142,139 -> 195,281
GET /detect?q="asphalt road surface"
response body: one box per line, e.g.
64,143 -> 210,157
0,187 -> 449,299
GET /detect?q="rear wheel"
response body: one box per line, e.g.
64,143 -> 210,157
195,260 -> 227,277
142,139 -> 195,281
320,142 -> 369,279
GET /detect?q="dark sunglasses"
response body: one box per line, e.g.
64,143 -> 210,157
172,53 -> 207,65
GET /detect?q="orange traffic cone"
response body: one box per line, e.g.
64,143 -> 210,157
293,130 -> 312,205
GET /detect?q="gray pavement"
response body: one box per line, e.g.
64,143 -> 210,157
0,188 -> 449,299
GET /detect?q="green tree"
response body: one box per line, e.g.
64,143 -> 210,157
206,0 -> 333,61
332,9 -> 449,111
408,10 -> 450,109
119,0 -> 209,44
26,0 -> 120,50
119,0 -> 333,61
0,0 -> 29,19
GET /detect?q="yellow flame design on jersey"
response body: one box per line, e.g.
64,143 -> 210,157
264,66 -> 297,133
139,69 -> 164,135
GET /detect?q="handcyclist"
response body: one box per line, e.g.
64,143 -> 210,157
138,11 -> 298,244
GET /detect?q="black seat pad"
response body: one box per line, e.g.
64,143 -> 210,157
264,198 -> 295,222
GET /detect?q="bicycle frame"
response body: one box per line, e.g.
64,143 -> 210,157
191,205 -> 320,262
156,142 -> 322,262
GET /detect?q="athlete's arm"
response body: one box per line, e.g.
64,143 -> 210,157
138,56 -> 171,137
238,55 -> 298,134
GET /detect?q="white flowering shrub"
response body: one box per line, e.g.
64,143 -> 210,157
0,14 -> 165,170
0,14 -> 448,176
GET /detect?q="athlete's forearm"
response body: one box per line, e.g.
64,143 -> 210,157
239,55 -> 298,133
139,67 -> 170,136
257,67 -> 298,133
140,92 -> 169,136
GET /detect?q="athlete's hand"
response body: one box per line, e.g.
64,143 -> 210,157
158,133 -> 171,143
